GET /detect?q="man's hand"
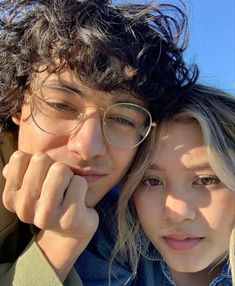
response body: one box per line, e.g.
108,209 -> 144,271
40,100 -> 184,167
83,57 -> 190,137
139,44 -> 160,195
2,150 -> 99,281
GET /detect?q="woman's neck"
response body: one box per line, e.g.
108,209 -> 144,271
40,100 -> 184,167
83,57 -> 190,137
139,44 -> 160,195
169,263 -> 222,286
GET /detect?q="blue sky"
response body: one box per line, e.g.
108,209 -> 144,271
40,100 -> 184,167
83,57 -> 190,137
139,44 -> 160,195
185,0 -> 235,94
115,0 -> 235,95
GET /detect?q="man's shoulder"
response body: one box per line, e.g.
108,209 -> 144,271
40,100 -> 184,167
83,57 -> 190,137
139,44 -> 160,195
0,132 -> 18,166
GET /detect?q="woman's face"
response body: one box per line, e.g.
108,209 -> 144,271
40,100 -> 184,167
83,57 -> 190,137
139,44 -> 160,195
133,120 -> 235,274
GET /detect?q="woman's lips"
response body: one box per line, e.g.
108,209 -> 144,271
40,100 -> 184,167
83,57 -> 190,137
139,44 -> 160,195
163,236 -> 203,251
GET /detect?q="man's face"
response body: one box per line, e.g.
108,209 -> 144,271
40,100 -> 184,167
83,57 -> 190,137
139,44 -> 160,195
12,69 -> 146,207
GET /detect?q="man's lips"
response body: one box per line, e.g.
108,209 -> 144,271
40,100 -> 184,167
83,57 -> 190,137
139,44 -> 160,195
70,167 -> 106,183
163,235 -> 203,251
80,174 -> 105,183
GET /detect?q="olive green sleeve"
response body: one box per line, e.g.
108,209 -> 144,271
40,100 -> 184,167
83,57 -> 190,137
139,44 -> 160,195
0,133 -> 83,286
0,238 -> 83,286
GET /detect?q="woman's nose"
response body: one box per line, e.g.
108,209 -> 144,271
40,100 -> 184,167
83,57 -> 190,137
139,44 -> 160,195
163,191 -> 196,224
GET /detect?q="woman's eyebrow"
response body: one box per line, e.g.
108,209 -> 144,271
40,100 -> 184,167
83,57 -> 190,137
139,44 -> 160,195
147,162 -> 212,172
146,164 -> 164,172
186,162 -> 212,171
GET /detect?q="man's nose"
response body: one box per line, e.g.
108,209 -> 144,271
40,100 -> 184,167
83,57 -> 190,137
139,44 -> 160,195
163,190 -> 196,224
67,110 -> 107,161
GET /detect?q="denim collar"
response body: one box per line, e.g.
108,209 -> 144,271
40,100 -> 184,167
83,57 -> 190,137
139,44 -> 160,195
133,218 -> 232,285
132,225 -> 232,285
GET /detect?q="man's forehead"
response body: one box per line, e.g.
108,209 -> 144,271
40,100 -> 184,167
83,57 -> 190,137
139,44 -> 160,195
31,69 -> 148,107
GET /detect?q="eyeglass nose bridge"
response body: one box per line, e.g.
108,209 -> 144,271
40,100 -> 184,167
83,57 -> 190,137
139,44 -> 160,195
81,105 -> 106,115
74,106 -> 108,131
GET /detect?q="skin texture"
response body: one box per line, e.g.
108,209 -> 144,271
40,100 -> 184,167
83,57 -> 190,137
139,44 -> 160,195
2,68 -> 141,281
133,120 -> 235,286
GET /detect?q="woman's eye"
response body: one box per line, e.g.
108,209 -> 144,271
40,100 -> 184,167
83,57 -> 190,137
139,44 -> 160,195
193,176 -> 221,186
141,177 -> 163,187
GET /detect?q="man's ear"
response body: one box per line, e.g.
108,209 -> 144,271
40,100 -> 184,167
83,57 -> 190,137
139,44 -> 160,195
11,112 -> 21,126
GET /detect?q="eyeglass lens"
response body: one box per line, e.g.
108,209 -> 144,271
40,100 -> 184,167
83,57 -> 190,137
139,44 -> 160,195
30,86 -> 152,148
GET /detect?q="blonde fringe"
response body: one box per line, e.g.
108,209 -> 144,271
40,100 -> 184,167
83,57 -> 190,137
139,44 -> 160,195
109,129 -> 157,283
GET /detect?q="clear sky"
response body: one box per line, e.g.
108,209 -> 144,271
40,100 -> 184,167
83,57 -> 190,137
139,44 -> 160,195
115,0 -> 235,95
185,0 -> 235,94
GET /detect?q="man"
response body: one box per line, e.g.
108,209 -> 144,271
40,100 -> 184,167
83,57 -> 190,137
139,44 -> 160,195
0,0 -> 197,285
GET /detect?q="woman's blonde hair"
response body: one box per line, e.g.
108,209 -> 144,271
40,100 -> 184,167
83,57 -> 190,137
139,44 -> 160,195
112,84 -> 235,284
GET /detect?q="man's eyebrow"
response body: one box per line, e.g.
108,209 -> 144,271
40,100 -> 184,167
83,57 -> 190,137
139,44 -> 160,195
114,99 -> 144,106
42,79 -> 83,95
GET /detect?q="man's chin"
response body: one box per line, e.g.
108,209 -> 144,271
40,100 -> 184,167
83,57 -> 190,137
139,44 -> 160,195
85,190 -> 106,208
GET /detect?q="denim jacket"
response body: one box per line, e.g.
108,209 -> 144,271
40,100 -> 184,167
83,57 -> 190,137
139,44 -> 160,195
75,189 -> 232,286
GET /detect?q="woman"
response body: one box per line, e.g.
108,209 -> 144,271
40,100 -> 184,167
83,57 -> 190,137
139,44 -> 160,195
114,84 -> 235,285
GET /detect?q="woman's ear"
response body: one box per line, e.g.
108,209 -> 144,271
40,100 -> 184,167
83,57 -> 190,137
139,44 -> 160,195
11,112 -> 21,126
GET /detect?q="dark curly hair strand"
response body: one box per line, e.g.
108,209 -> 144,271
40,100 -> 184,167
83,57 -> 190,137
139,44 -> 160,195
0,0 -> 198,131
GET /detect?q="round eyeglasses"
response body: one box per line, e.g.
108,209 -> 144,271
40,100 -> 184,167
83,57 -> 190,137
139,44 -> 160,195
28,90 -> 156,149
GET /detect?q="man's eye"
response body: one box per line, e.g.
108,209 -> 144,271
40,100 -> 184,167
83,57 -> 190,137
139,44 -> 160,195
107,115 -> 134,126
193,176 -> 221,186
106,115 -> 135,127
46,101 -> 77,113
141,177 -> 163,187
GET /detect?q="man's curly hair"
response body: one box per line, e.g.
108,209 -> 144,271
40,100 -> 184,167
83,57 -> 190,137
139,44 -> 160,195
0,0 -> 198,131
